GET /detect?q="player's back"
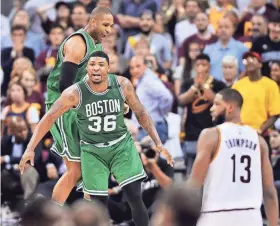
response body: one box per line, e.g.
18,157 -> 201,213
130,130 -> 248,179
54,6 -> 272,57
46,29 -> 103,105
202,122 -> 263,212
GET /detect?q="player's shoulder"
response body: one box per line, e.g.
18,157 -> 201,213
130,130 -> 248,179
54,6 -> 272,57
62,83 -> 80,97
64,33 -> 86,49
257,134 -> 266,147
198,127 -> 220,154
200,127 -> 220,140
116,75 -> 131,87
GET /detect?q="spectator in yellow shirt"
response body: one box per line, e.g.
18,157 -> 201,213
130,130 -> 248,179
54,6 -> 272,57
232,52 -> 280,136
207,0 -> 237,32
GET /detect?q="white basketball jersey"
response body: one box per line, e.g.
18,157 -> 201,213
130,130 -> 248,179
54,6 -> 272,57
201,122 -> 263,212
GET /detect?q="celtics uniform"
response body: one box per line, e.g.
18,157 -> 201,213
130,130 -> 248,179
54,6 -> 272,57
45,29 -> 103,161
74,75 -> 146,196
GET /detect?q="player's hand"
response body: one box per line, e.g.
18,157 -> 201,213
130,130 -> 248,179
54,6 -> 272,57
124,103 -> 129,114
19,150 -> 35,175
155,145 -> 174,167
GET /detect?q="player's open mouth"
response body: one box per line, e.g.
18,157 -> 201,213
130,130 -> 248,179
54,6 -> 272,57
92,74 -> 101,78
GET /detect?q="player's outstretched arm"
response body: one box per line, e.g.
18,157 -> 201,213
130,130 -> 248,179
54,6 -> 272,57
19,85 -> 79,174
118,76 -> 174,166
259,136 -> 279,226
187,127 -> 219,189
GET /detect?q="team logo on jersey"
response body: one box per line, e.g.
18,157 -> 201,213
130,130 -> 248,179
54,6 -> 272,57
85,99 -> 121,117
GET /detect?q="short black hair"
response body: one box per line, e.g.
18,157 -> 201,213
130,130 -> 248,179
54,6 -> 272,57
72,2 -> 87,12
11,25 -> 27,34
140,9 -> 155,20
89,51 -> 109,64
10,80 -> 28,98
218,88 -> 243,108
195,53 -> 210,63
49,24 -> 65,33
21,198 -> 60,226
157,183 -> 201,226
271,60 -> 280,68
269,12 -> 280,24
90,6 -> 113,19
96,0 -> 112,4
184,0 -> 201,9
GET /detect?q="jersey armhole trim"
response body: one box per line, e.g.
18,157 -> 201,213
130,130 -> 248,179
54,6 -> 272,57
257,135 -> 262,156
59,33 -> 89,66
210,127 -> 221,163
115,75 -> 126,101
72,84 -> 82,110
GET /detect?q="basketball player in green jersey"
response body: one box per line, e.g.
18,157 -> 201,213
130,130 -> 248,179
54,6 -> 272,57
36,7 -> 113,205
20,51 -> 174,226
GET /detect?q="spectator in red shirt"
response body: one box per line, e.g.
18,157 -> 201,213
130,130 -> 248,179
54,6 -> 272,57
1,81 -> 39,134
35,25 -> 65,70
178,12 -> 217,67
35,25 -> 65,95
238,14 -> 268,49
19,68 -> 45,117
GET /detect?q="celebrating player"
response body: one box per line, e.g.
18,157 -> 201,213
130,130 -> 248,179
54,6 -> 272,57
18,7 -> 114,206
187,88 -> 279,226
19,51 -> 174,226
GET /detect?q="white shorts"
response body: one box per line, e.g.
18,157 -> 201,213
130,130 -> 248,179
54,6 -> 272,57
197,209 -> 262,226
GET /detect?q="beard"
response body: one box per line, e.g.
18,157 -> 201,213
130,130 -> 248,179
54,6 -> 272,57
251,28 -> 261,37
92,80 -> 102,84
213,110 -> 226,126
198,27 -> 207,34
141,28 -> 152,35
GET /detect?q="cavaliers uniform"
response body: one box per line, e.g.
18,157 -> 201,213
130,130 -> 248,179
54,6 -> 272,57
197,122 -> 263,226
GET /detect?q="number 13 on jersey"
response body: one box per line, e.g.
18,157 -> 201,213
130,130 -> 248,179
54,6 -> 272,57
231,154 -> 251,183
88,115 -> 117,132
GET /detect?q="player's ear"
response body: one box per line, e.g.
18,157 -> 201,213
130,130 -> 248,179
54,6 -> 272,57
227,103 -> 234,113
107,65 -> 110,73
90,18 -> 96,28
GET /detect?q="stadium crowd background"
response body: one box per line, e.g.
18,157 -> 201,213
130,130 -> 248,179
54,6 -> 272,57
1,0 -> 280,225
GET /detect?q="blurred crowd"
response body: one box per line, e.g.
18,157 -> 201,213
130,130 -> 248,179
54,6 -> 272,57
1,0 -> 280,225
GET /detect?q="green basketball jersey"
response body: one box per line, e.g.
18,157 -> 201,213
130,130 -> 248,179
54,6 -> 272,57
74,74 -> 128,144
46,29 -> 103,104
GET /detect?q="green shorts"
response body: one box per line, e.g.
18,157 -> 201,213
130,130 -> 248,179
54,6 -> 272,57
78,133 -> 146,196
46,104 -> 81,162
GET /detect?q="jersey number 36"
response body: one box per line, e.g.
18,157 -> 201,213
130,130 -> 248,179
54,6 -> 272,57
88,115 -> 116,132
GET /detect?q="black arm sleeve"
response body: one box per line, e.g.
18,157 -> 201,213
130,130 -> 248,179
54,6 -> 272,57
59,61 -> 79,92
